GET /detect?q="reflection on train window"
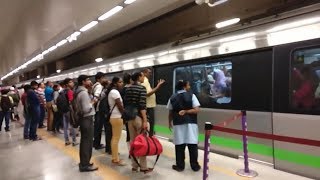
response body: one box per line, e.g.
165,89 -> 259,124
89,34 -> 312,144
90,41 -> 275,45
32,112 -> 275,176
174,61 -> 232,107
291,47 -> 320,110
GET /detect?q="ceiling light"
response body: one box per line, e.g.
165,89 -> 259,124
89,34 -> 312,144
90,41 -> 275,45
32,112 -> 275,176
266,17 -> 320,33
80,21 -> 98,32
207,0 -> 228,7
37,75 -> 40,79
56,39 -> 68,47
42,50 -> 49,56
182,42 -> 211,51
48,45 -> 57,52
56,69 -> 61,73
219,32 -> 256,43
122,59 -> 135,63
98,6 -> 123,21
67,31 -> 81,42
109,62 -> 120,66
137,54 -> 155,60
95,58 -> 103,62
215,18 -> 240,29
124,0 -> 136,4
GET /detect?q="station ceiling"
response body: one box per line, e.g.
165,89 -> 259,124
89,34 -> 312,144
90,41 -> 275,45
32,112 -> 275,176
0,0 -> 319,83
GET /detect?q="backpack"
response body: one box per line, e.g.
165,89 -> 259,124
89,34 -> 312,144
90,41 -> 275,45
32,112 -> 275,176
130,130 -> 163,170
70,89 -> 85,128
56,90 -> 70,113
98,90 -> 116,120
0,96 -> 13,112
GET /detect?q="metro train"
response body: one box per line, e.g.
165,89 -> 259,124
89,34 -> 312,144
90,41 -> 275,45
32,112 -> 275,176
17,6 -> 320,179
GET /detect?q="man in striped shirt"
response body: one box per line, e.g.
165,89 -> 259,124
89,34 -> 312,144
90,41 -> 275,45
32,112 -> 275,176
36,82 -> 46,128
125,71 -> 152,173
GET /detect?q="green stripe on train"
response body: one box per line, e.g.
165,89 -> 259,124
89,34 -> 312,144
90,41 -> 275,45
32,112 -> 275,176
155,125 -> 320,168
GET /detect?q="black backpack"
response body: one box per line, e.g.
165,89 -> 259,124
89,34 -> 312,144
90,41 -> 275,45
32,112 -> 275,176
0,96 -> 12,112
56,90 -> 70,113
98,90 -> 116,120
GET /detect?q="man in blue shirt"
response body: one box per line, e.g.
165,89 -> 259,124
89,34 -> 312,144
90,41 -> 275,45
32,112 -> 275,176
45,81 -> 54,131
28,81 -> 42,141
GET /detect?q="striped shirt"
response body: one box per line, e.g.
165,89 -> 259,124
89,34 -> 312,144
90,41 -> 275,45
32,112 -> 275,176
124,84 -> 147,110
36,88 -> 46,106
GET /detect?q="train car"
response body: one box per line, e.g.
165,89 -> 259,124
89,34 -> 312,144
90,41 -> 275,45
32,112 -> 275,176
16,6 -> 320,179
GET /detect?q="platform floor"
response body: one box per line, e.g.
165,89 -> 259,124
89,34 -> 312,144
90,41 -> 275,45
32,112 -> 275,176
0,121 -> 311,180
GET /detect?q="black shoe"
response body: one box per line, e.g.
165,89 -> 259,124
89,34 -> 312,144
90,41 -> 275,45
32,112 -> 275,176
38,125 -> 46,128
24,136 -> 29,140
79,166 -> 98,172
172,165 -> 184,172
191,165 -> 201,172
5,128 -> 10,132
78,163 -> 94,167
94,144 -> 105,150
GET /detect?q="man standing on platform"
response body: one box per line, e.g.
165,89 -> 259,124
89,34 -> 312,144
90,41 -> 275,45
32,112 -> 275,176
45,81 -> 54,131
141,68 -> 165,136
76,75 -> 98,172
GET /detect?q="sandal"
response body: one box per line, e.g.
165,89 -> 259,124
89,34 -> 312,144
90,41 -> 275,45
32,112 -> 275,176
132,168 -> 139,172
140,168 -> 153,174
112,160 -> 126,166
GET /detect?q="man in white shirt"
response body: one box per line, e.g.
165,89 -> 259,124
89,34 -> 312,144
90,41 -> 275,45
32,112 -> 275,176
141,68 -> 165,136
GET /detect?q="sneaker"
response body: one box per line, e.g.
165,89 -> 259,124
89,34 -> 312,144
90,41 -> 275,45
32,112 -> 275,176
72,142 -> 79,146
65,141 -> 71,146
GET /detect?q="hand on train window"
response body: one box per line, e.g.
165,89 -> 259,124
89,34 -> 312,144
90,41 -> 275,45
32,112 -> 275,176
157,79 -> 166,88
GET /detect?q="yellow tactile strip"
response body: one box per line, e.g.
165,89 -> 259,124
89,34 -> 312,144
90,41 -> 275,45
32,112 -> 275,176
37,129 -> 129,180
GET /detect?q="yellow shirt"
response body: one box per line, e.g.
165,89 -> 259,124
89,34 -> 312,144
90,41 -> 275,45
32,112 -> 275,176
141,77 -> 156,108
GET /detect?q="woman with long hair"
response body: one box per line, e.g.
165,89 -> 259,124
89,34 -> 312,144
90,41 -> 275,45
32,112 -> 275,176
106,76 -> 126,166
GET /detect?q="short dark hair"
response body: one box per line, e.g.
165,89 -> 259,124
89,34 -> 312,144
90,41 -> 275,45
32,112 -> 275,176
176,80 -> 189,91
123,73 -> 131,84
46,81 -> 51,86
31,81 -> 38,86
131,72 -> 142,82
53,84 -> 59,91
78,75 -> 89,85
95,72 -> 104,81
63,78 -> 73,86
23,84 -> 32,92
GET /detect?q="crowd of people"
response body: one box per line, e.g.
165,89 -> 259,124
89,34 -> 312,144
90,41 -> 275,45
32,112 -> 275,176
0,68 -> 203,174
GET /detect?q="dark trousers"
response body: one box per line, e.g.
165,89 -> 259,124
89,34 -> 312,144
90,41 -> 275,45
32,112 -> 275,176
147,108 -> 155,136
0,111 -> 10,130
105,120 -> 112,153
93,112 -> 109,148
175,144 -> 200,170
29,106 -> 40,140
79,115 -> 94,167
53,111 -> 63,131
38,106 -> 45,127
125,122 -> 130,142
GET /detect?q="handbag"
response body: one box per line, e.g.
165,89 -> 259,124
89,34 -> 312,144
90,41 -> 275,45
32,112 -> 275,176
130,130 -> 163,169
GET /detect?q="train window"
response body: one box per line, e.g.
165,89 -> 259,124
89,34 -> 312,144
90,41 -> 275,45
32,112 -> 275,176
290,47 -> 320,111
174,61 -> 232,107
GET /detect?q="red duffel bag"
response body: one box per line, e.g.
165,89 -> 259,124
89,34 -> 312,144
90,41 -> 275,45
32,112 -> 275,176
130,131 -> 163,169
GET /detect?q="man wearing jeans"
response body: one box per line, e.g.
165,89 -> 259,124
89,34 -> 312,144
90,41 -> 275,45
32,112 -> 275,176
29,81 -> 42,141
76,75 -> 98,172
21,85 -> 32,139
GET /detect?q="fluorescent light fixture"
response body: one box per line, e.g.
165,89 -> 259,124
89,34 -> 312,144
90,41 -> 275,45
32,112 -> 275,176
98,6 -> 123,21
56,69 -> 61,73
36,54 -> 44,61
122,59 -> 134,63
109,62 -> 120,66
215,18 -> 240,29
37,75 -> 40,79
95,58 -> 103,62
42,49 -> 49,56
80,21 -> 98,32
48,45 -> 57,52
219,32 -> 256,43
89,67 -> 96,70
158,51 -> 168,56
137,54 -> 155,60
67,31 -> 81,42
56,39 -> 67,47
182,42 -> 211,51
124,0 -> 136,4
266,17 -> 320,33
208,0 -> 228,7
98,65 -> 107,68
